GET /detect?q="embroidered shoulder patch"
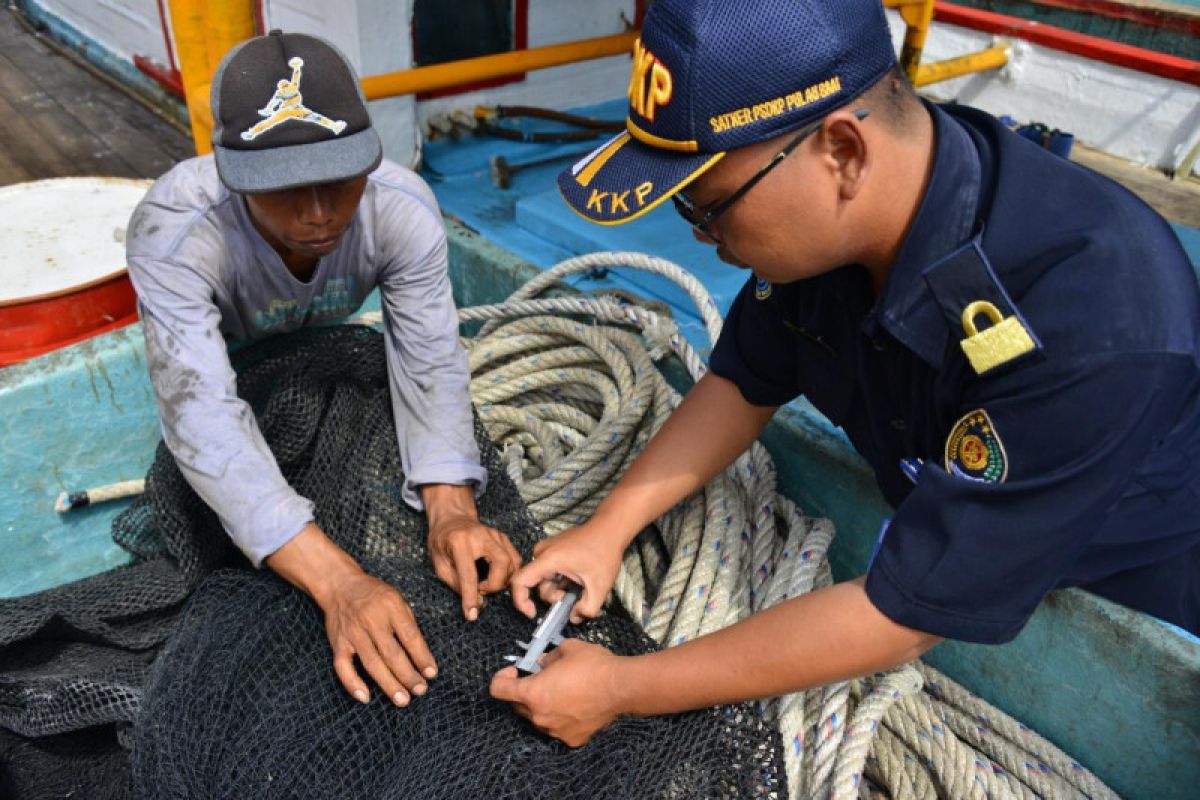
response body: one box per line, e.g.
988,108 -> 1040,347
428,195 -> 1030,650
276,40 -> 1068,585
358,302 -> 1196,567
944,409 -> 1008,483
754,278 -> 772,301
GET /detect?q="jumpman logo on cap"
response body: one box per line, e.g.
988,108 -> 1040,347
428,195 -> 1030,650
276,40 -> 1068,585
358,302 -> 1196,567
240,57 -> 347,141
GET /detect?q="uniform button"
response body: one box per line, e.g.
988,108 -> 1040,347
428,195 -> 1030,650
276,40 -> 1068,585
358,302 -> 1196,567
871,339 -> 888,352
890,419 -> 907,431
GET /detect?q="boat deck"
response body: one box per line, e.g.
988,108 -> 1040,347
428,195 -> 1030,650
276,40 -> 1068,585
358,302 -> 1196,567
0,8 -> 190,186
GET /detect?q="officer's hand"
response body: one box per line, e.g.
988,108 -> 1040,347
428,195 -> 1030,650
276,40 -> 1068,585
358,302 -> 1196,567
428,517 -> 522,621
510,521 -> 624,624
321,570 -> 438,707
489,639 -> 623,747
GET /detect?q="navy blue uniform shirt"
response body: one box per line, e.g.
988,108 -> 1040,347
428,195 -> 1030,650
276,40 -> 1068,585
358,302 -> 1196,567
710,102 -> 1200,643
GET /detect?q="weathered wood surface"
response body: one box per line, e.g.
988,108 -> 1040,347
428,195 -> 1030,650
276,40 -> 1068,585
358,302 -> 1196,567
0,8 -> 191,188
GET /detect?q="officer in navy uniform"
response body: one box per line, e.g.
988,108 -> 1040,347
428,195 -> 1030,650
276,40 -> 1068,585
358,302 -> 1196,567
491,0 -> 1199,746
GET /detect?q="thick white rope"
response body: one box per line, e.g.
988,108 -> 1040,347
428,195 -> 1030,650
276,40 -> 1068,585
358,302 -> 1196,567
361,251 -> 1118,800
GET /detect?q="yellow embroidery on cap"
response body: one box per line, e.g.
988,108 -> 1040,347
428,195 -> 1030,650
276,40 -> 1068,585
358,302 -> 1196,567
959,300 -> 1036,375
241,57 -> 347,142
574,133 -> 631,188
562,152 -> 723,225
710,76 -> 842,134
634,182 -> 654,207
628,38 -> 674,123
626,118 -> 699,152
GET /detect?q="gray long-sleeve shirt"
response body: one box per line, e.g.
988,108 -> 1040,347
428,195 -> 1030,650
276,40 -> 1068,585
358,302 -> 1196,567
125,156 -> 486,566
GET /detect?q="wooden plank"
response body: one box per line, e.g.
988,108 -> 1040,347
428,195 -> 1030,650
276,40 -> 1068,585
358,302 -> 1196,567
0,36 -> 185,179
0,49 -> 133,178
0,145 -> 34,185
0,68 -> 84,180
0,10 -> 189,184
1072,143 -> 1200,227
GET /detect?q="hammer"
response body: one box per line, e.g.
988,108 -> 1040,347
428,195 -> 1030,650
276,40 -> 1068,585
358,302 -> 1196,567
490,149 -> 595,190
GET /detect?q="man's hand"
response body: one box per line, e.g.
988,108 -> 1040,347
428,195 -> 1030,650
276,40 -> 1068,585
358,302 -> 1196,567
422,483 -> 521,621
427,516 -> 522,620
323,569 -> 437,706
489,639 -> 624,747
265,522 -> 438,707
510,521 -> 625,624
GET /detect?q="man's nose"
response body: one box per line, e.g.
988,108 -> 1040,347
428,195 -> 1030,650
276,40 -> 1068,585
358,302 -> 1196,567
691,226 -> 719,246
297,187 -> 335,226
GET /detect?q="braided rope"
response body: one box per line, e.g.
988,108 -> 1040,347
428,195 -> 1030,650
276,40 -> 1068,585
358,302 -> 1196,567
352,251 -> 1119,800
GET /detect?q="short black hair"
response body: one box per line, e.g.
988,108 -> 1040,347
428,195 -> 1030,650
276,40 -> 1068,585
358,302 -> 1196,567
859,63 -> 922,134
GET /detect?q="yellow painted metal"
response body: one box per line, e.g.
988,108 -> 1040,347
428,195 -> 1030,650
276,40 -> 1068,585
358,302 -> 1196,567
360,32 -> 637,101
883,0 -> 1008,87
168,0 -> 1007,158
166,0 -> 254,156
883,0 -> 936,80
914,45 -> 1010,87
203,0 -> 256,80
166,0 -> 210,154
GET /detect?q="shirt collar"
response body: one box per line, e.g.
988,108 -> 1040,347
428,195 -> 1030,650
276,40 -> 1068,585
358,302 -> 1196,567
866,102 -> 983,369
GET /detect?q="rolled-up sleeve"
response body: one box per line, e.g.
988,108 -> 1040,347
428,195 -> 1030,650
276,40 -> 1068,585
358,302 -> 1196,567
128,255 -> 314,566
376,208 -> 486,509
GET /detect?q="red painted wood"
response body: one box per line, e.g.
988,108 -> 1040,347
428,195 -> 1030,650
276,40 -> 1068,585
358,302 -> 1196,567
133,54 -> 184,99
135,0 -> 183,99
0,274 -> 139,367
1026,0 -> 1200,35
935,2 -> 1200,85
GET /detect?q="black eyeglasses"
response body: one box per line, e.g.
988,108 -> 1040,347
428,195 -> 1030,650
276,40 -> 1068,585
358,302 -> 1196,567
672,108 -> 870,242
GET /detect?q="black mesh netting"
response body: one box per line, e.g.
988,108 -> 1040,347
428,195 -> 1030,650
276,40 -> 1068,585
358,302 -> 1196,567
1,325 -> 785,799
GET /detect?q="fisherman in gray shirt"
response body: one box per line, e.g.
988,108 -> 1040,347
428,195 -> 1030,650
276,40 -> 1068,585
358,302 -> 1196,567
126,31 -> 521,708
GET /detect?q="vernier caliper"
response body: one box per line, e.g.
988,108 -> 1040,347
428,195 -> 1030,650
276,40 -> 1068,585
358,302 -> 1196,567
506,580 -> 582,675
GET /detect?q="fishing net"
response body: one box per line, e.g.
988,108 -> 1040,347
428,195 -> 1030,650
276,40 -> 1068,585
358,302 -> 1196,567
0,325 -> 785,799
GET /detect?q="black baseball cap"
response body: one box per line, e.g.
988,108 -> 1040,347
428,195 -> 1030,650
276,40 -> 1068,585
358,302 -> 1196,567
211,30 -> 382,193
558,0 -> 897,225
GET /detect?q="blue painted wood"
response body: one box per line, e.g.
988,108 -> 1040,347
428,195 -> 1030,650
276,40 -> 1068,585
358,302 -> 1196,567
421,100 -> 748,355
0,327 -> 155,597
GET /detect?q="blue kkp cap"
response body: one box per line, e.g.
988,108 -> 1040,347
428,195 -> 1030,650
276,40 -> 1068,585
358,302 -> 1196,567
559,0 -> 897,225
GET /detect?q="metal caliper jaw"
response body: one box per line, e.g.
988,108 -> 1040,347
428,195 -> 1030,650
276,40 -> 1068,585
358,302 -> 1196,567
505,581 -> 582,675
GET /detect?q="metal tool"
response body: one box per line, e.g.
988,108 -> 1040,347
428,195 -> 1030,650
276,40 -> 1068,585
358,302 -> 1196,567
505,580 -> 581,675
489,149 -> 593,189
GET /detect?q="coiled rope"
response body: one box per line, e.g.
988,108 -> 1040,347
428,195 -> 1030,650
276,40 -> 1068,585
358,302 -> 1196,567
359,251 -> 1119,800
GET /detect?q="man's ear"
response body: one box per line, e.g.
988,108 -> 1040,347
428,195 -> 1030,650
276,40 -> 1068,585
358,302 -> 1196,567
820,111 -> 870,201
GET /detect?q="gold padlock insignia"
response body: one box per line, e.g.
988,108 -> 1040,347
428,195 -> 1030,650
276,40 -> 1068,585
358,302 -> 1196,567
959,300 -> 1035,374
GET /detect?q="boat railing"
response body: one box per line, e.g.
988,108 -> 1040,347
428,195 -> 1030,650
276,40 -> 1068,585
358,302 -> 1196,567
163,0 -> 1009,158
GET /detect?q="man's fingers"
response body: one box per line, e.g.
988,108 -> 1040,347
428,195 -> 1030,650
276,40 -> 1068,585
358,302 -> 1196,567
537,576 -> 566,606
489,665 -> 525,703
503,535 -> 523,574
430,556 -> 460,592
511,564 -> 543,619
540,645 -> 566,667
350,633 -> 410,707
391,607 -> 438,680
451,543 -> 483,621
369,625 -> 427,697
333,646 -> 370,704
479,536 -> 519,594
572,591 -> 606,624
